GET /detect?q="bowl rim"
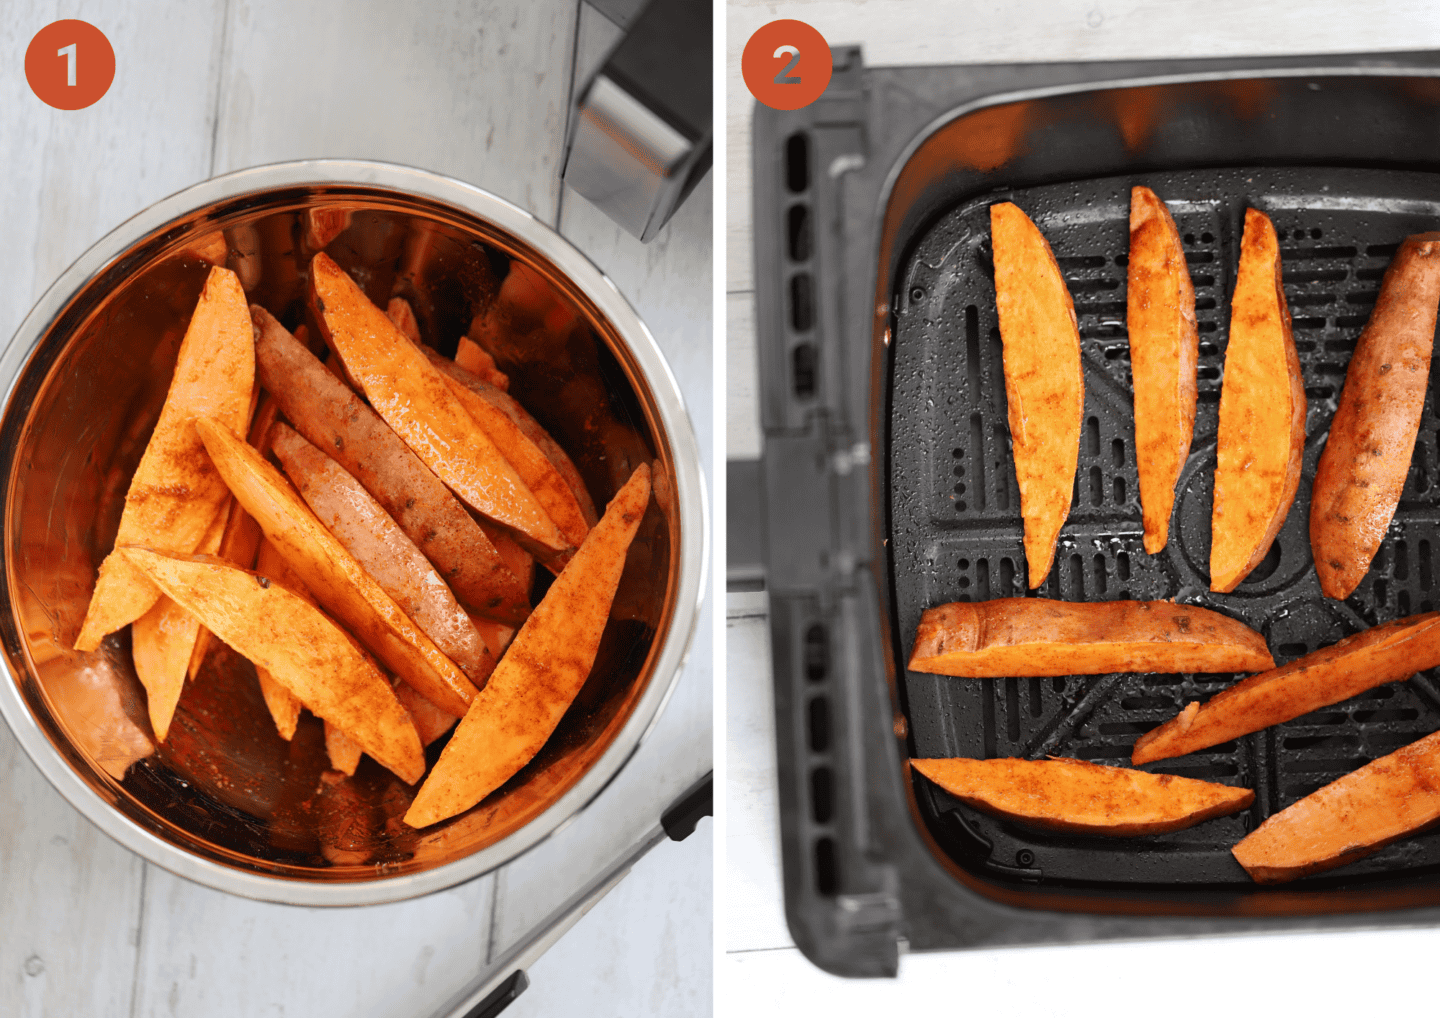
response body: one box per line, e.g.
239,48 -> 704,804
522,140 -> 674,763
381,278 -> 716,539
0,158 -> 708,906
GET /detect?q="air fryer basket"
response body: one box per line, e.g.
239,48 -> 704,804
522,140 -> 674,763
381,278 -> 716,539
751,50 -> 1440,975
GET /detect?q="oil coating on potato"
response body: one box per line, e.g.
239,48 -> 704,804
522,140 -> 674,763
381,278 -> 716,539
1127,186 -> 1198,555
989,202 -> 1083,588
1310,232 -> 1440,599
1210,208 -> 1306,592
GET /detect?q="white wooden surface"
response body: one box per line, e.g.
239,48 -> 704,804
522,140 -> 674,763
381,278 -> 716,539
724,0 -> 1440,1012
1,3 -> 711,1017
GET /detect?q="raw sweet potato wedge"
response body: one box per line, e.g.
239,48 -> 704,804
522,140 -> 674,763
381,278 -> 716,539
1211,208 -> 1305,592
75,266 -> 255,650
188,392 -> 279,680
384,296 -> 422,344
393,679 -> 460,746
1233,728 -> 1440,883
426,350 -> 598,528
326,723 -> 363,776
908,599 -> 1273,678
404,463 -> 651,828
911,757 -> 1254,836
1127,186 -> 1198,555
309,252 -> 567,554
1311,233 -> 1440,599
1132,612 -> 1440,765
455,334 -> 509,389
195,417 -> 479,718
131,503 -> 231,741
252,306 -> 529,624
271,423 -> 497,687
251,539 -> 304,741
480,521 -> 535,594
429,363 -> 590,551
118,547 -> 424,785
990,202 -> 1083,588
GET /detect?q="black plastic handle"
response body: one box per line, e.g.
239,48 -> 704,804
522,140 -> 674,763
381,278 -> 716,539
661,771 -> 713,841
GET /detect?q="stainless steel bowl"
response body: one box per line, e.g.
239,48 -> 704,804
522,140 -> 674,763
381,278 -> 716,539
0,160 -> 706,906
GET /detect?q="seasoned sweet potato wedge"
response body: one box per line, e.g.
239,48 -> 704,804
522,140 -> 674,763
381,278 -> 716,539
908,599 -> 1273,678
118,547 -> 424,785
252,306 -> 529,624
393,679 -> 459,746
455,334 -> 509,389
404,463 -> 651,828
1132,612 -> 1440,765
911,757 -> 1254,836
990,202 -> 1083,588
188,392 -> 278,681
195,417 -> 479,718
131,504 -> 230,741
430,364 -> 590,551
271,423 -> 496,687
426,350 -> 598,528
309,253 -> 567,554
1233,728 -> 1440,883
251,539 -> 304,741
326,723 -> 363,776
1311,233 -> 1440,599
1211,209 -> 1305,592
384,296 -> 422,344
75,266 -> 254,650
1127,186 -> 1198,555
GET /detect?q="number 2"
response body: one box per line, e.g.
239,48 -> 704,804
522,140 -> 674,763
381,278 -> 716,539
772,45 -> 801,85
57,43 -> 76,86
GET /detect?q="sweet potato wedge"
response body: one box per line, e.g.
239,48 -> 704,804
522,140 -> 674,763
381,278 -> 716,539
393,679 -> 459,746
118,547 -> 424,784
251,539 -> 304,741
911,757 -> 1254,836
252,306 -> 528,624
480,521 -> 535,594
428,365 -> 590,551
188,392 -> 279,681
131,504 -> 231,741
326,723 -> 363,776
75,266 -> 255,650
195,417 -> 479,718
404,463 -> 651,828
908,599 -> 1273,678
385,296 -> 422,344
990,202 -> 1083,588
1211,208 -> 1305,592
1127,186 -> 1198,555
1233,728 -> 1440,882
271,423 -> 497,687
426,350 -> 598,528
309,253 -> 566,554
1132,611 -> 1440,765
1311,233 -> 1440,599
455,334 -> 509,389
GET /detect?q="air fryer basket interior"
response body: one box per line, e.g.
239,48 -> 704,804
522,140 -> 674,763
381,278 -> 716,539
753,52 -> 1440,973
0,181 -> 683,888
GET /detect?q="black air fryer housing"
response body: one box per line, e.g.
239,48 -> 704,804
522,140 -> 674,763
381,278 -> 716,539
749,49 -> 1440,976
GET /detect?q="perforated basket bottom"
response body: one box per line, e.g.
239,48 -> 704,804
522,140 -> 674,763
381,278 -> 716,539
887,166 -> 1440,888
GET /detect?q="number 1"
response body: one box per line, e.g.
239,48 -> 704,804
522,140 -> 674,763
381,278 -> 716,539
58,43 -> 76,87
772,45 -> 801,85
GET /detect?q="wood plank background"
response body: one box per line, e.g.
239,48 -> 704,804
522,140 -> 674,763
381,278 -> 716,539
1,3 -> 712,1016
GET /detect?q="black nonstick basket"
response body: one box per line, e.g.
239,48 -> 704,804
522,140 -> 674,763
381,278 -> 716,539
742,48 -> 1440,976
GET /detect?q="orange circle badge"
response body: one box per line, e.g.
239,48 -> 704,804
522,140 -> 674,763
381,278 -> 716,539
742,20 -> 832,112
26,20 -> 116,111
